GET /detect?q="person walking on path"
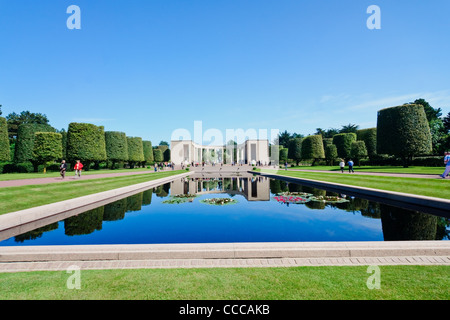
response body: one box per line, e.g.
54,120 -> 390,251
348,159 -> 354,173
339,159 -> 345,173
440,151 -> 450,178
74,160 -> 83,178
60,160 -> 67,179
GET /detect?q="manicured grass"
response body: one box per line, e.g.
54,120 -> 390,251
0,170 -> 186,215
0,167 -> 154,181
289,165 -> 444,175
257,169 -> 449,199
0,265 -> 448,300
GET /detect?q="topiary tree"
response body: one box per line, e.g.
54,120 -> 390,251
289,137 -> 303,166
350,140 -> 368,166
126,136 -> 144,168
105,131 -> 128,169
301,135 -> 325,166
142,140 -> 154,166
279,147 -> 289,164
332,133 -> 357,160
14,123 -> 56,171
0,117 -> 10,162
66,122 -> 107,170
153,148 -> 163,163
33,132 -> 62,173
325,144 -> 338,166
377,104 -> 432,167
356,128 -> 377,160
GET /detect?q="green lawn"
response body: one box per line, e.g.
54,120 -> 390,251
0,170 -> 186,215
0,265 -> 448,300
257,169 -> 449,199
288,165 -> 444,175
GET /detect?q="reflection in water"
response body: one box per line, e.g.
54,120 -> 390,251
4,177 -> 450,243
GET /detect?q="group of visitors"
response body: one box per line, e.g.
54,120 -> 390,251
339,159 -> 355,173
59,160 -> 83,179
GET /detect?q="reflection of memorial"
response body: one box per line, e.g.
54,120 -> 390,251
170,176 -> 270,201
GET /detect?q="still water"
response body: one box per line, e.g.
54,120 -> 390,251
0,176 -> 448,246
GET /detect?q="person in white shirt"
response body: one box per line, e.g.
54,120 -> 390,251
339,159 -> 345,173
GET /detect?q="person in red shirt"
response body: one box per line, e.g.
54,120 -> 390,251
74,160 -> 84,178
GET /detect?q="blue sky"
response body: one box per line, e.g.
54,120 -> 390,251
1,0 -> 449,145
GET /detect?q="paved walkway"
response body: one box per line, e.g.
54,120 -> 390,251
0,166 -> 445,188
0,169 -> 174,188
286,168 -> 443,179
1,242 -> 449,272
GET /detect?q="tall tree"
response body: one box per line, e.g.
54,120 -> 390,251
0,117 -> 10,161
6,111 -> 50,142
377,104 -> 432,167
339,124 -> 359,134
408,99 -> 442,123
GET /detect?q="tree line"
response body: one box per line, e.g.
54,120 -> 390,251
1,98 -> 449,171
275,99 -> 449,168
0,109 -> 170,173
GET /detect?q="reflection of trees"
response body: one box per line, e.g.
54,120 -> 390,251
360,202 -> 381,219
154,183 -> 170,198
126,193 -> 143,212
380,204 -> 438,241
436,218 -> 450,240
64,207 -> 104,236
103,198 -> 127,221
14,223 -> 58,243
142,189 -> 153,206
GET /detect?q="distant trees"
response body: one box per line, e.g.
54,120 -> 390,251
66,123 -> 107,169
0,117 -> 10,161
33,132 -> 62,173
377,104 -> 432,167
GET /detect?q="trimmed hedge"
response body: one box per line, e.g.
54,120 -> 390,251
33,132 -> 63,172
127,136 -> 144,166
377,104 -> 432,166
0,117 -> 10,161
105,131 -> 128,163
279,147 -> 288,162
153,148 -> 163,162
288,137 -> 303,165
332,133 -> 357,159
14,123 -> 56,163
356,128 -> 377,158
143,141 -> 154,164
350,140 -> 368,165
66,123 -> 107,164
301,135 -> 325,162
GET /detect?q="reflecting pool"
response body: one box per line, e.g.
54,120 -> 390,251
0,175 -> 448,246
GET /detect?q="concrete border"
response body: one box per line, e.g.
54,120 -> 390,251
0,171 -> 191,236
253,170 -> 450,217
1,241 -> 449,262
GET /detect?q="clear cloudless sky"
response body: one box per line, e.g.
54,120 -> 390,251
1,0 -> 449,145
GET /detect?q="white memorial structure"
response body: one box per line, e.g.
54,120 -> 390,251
171,139 -> 270,166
